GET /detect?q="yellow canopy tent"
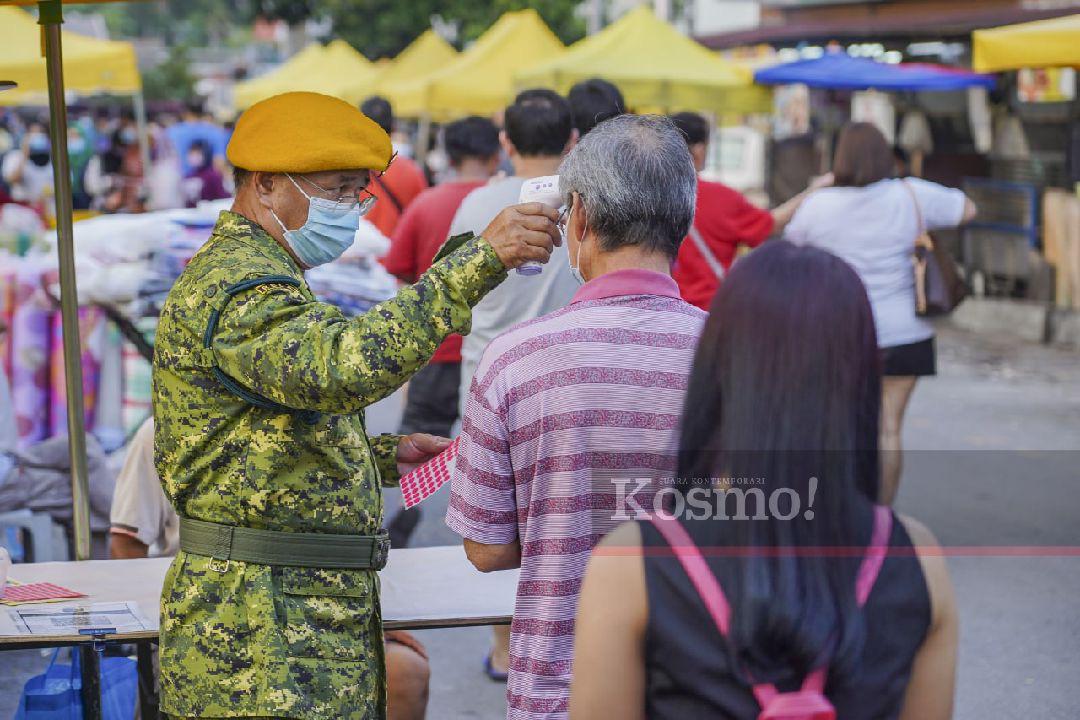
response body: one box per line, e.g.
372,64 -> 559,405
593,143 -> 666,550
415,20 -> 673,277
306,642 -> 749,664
321,38 -> 380,105
370,29 -> 457,99
391,9 -> 564,120
517,6 -> 770,114
235,40 -> 379,109
973,13 -> 1080,73
234,43 -> 329,109
0,5 -> 139,105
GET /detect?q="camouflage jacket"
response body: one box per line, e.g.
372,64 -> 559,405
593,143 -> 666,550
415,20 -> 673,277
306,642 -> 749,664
152,210 -> 505,718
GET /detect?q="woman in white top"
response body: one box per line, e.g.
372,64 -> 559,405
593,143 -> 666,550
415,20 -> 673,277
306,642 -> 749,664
784,122 -> 977,504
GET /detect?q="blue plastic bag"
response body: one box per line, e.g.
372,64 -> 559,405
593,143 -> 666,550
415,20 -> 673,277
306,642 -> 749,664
14,648 -> 137,720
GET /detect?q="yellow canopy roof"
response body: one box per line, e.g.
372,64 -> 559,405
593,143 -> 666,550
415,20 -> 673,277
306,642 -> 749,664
391,10 -> 565,120
973,13 -> 1080,73
517,6 -> 770,114
371,30 -> 457,100
235,40 -> 379,110
0,6 -> 140,105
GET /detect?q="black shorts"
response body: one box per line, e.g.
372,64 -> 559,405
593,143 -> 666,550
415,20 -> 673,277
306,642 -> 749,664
881,337 -> 936,377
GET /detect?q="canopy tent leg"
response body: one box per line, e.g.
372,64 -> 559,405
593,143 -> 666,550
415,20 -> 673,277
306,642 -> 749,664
39,0 -> 92,562
133,90 -> 151,186
416,113 -> 432,167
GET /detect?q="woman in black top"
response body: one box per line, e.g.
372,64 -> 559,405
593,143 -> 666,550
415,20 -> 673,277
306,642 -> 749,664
569,241 -> 957,720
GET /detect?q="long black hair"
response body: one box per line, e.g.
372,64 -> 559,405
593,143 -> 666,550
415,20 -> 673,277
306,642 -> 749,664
676,240 -> 882,685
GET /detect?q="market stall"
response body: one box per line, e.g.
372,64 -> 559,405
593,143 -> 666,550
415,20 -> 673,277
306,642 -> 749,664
234,39 -> 379,110
0,6 -> 140,106
972,13 -> 1080,74
370,29 -> 457,100
973,13 -> 1080,310
754,51 -> 996,92
517,6 -> 771,115
389,9 -> 565,120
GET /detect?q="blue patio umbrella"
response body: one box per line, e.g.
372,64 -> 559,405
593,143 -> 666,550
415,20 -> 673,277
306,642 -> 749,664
755,52 -> 996,92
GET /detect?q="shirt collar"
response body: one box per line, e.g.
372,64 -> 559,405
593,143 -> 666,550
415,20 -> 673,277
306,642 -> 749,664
571,268 -> 681,304
216,210 -> 301,274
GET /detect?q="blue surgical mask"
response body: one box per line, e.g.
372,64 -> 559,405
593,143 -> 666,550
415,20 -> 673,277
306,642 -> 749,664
270,174 -> 360,268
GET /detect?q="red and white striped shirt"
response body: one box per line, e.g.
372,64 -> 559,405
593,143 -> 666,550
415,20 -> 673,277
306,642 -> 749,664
447,268 -> 706,720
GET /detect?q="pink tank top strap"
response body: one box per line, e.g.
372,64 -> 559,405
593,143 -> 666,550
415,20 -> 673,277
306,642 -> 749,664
648,513 -> 732,637
855,505 -> 893,607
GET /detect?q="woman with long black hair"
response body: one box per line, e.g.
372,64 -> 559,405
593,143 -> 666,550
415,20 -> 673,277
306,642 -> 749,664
568,241 -> 957,720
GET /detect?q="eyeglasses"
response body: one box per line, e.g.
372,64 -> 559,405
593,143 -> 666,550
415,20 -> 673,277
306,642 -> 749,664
557,194 -> 582,235
293,174 -> 377,215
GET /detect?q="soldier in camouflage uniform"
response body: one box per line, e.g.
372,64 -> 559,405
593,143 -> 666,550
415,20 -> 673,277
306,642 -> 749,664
152,92 -> 559,719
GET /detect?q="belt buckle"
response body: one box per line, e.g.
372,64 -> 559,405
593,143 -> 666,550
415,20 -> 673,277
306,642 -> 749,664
371,535 -> 391,570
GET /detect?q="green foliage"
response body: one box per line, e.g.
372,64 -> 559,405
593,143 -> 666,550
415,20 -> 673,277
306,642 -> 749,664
95,0 -> 584,60
99,1 -> 253,45
251,0 -> 315,27
321,0 -> 585,59
142,44 -> 197,103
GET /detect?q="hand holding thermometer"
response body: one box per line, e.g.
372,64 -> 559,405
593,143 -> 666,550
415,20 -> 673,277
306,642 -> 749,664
516,175 -> 563,276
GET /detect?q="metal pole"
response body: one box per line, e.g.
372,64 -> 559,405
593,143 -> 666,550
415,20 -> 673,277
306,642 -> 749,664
79,645 -> 102,720
39,0 -> 92,562
132,91 -> 151,185
415,113 -> 432,167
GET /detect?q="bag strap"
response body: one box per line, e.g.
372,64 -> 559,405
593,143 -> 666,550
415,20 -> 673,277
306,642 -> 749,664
648,505 -> 893,707
372,173 -> 404,214
687,225 -> 726,282
856,505 -> 893,607
649,513 -> 731,635
900,180 -> 928,240
202,275 -> 319,424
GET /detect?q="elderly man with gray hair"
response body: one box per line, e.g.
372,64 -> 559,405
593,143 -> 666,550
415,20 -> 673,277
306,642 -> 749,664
447,115 -> 707,720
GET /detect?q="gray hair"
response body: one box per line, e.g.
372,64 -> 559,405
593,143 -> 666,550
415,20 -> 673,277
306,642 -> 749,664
558,114 -> 697,259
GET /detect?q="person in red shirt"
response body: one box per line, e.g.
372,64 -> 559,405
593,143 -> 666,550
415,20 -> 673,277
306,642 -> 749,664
668,112 -> 830,310
383,115 -> 501,435
360,96 -> 429,237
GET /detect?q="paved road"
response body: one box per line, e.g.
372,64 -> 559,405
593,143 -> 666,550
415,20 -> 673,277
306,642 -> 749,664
2,323 -> 1077,718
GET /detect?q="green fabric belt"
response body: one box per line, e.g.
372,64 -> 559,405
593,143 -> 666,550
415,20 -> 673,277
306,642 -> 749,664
179,518 -> 390,570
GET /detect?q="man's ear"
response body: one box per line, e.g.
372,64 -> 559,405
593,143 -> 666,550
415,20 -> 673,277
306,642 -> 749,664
253,171 -> 276,209
499,131 -> 515,159
563,129 -> 579,156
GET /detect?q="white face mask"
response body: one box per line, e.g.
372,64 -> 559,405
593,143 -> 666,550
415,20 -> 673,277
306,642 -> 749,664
567,200 -> 588,286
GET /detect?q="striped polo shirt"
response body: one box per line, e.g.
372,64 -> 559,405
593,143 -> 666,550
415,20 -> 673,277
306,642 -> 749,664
447,268 -> 706,720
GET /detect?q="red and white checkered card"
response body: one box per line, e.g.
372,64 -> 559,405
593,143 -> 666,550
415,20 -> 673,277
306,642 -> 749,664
0,581 -> 86,606
400,437 -> 460,509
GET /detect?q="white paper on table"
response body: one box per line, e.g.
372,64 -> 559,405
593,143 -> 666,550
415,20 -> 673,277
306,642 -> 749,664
8,601 -> 150,636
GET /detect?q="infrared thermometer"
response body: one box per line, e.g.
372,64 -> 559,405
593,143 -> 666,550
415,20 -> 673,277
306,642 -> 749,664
516,175 -> 563,276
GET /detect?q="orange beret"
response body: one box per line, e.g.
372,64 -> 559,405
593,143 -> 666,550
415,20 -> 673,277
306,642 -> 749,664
227,91 -> 392,174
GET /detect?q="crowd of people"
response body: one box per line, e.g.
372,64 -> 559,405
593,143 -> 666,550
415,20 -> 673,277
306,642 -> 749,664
0,71 -> 981,720
0,104 -> 233,222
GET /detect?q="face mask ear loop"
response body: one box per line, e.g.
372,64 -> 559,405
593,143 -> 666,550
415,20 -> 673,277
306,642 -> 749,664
270,173 -> 312,236
268,207 -> 290,235
286,173 -> 314,201
576,200 -> 588,274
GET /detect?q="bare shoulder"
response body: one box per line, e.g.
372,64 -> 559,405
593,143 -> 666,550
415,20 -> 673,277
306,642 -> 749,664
598,521 -> 643,549
897,513 -> 939,549
898,514 -> 955,626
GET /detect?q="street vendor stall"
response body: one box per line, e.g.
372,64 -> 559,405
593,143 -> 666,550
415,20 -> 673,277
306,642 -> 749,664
234,39 -> 379,109
973,13 -> 1080,74
389,9 -> 565,120
0,6 -> 139,105
370,29 -> 457,100
754,51 -> 996,92
517,6 -> 771,115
